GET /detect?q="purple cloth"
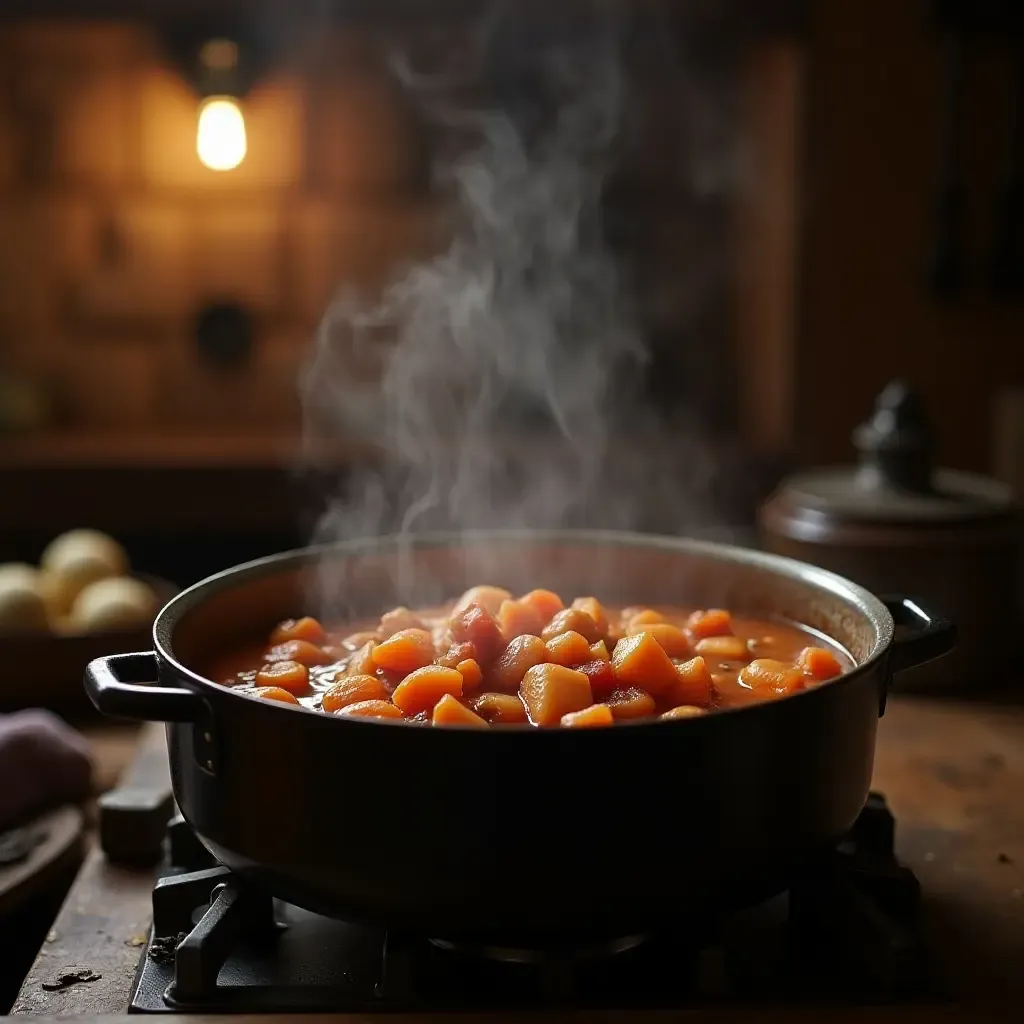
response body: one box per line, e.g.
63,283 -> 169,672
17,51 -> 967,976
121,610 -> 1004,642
0,710 -> 94,831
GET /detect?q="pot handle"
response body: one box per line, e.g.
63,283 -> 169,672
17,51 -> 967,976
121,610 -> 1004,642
882,596 -> 957,676
84,652 -> 201,723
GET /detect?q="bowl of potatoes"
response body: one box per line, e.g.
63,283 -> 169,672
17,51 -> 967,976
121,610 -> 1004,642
0,529 -> 175,714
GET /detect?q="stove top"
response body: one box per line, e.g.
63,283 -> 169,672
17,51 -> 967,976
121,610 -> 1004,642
128,793 -> 936,1013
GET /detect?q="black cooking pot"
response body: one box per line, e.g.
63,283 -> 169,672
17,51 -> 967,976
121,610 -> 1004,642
83,531 -> 953,944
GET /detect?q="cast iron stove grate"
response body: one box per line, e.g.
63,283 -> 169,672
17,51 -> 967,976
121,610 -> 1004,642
128,793 -> 934,1013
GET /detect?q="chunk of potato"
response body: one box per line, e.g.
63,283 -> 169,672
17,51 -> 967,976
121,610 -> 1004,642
685,609 -> 733,640
519,589 -> 564,625
270,616 -> 327,646
627,622 -> 692,658
670,656 -> 714,707
337,699 -> 404,719
626,608 -> 665,630
694,635 -> 749,661
432,693 -> 489,728
541,607 -> 603,645
372,628 -> 436,675
489,634 -> 548,691
571,597 -> 609,638
391,665 -> 464,714
250,685 -> 300,705
321,674 -> 388,713
264,639 -> 332,667
470,691 -> 528,724
561,703 -> 614,728
797,646 -> 844,680
611,632 -> 678,695
255,660 -> 309,695
450,603 -> 506,663
520,663 -> 593,726
660,705 -> 707,721
380,606 -> 426,634
456,658 -> 483,692
436,640 -> 476,669
497,598 -> 544,641
588,640 -> 610,662
453,585 -> 512,617
545,630 -> 592,667
606,687 -> 656,719
738,658 -> 805,695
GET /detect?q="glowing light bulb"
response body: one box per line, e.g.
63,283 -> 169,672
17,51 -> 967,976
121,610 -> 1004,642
196,97 -> 247,171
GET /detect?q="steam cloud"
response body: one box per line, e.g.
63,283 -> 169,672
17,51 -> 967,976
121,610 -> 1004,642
301,2 -> 741,615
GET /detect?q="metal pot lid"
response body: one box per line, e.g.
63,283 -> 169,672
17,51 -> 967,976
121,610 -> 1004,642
777,380 -> 1014,524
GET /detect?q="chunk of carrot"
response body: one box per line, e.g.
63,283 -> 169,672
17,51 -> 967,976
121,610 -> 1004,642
571,597 -> 610,638
456,658 -> 484,692
264,639 -> 332,667
270,616 -> 327,646
432,693 -> 489,728
497,598 -> 544,641
606,687 -> 656,719
250,686 -> 300,705
450,603 -> 506,663
391,665 -> 464,714
588,640 -> 610,662
541,607 -> 603,645
488,634 -> 548,691
660,705 -> 707,721
797,646 -> 844,681
321,674 -> 388,713
545,630 -> 592,667
372,628 -> 436,675
685,609 -> 733,640
738,659 -> 805,695
611,632 -> 678,695
627,622 -> 692,658
626,608 -> 665,629
255,660 -> 310,695
561,703 -> 614,728
519,589 -> 564,625
670,656 -> 715,707
520,664 -> 593,726
694,635 -> 749,661
346,640 -> 377,676
336,699 -> 404,719
470,692 -> 528,724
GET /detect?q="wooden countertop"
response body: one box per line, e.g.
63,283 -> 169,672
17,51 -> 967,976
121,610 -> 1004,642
8,697 -> 1024,1019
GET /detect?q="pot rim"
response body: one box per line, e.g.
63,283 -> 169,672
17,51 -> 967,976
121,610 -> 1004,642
153,528 -> 895,731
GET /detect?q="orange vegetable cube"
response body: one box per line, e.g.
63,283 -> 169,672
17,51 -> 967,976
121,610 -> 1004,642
391,665 -> 464,714
545,630 -> 592,667
470,692 -> 528,724
346,640 -> 377,676
685,609 -> 733,640
436,640 -> 477,669
561,703 -> 614,728
571,597 -> 609,637
606,687 -> 656,719
372,628 -> 436,675
321,674 -> 388,713
453,585 -> 512,617
255,660 -> 310,695
264,639 -> 332,667
588,640 -> 610,661
611,632 -> 678,695
380,606 -> 426,635
270,616 -> 327,646
738,659 -> 805,695
432,693 -> 489,728
660,705 -> 707,721
628,622 -> 692,658
519,589 -> 564,625
520,664 -> 593,726
336,699 -> 404,719
695,635 -> 749,661
797,646 -> 844,681
541,608 -> 603,644
670,656 -> 714,707
488,634 -> 548,691
456,658 -> 484,692
450,603 -> 506,663
250,686 -> 300,705
497,598 -> 544,641
626,608 -> 665,629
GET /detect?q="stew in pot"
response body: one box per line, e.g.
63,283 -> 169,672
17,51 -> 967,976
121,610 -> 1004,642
208,586 -> 851,727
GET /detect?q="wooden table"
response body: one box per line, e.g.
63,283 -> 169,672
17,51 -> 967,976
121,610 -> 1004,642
7,696 -> 1024,1020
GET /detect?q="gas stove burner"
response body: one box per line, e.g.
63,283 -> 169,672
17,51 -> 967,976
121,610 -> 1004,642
427,931 -> 651,965
127,793 -> 935,1013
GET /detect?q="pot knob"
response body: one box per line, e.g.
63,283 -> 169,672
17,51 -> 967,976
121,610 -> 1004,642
852,380 -> 937,494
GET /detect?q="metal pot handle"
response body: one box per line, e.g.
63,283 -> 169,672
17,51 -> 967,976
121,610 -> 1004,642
882,596 -> 957,675
84,652 -> 201,723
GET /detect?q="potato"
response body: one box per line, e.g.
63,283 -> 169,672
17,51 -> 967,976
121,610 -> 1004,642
372,629 -> 435,674
391,665 -> 464,714
611,632 -> 678,694
671,656 -> 715,707
694,635 -> 749,661
321,674 -> 388,713
453,585 -> 512,617
627,622 -> 692,658
488,634 -> 548,691
70,576 -> 158,633
470,692 -> 528,724
520,663 -> 592,726
0,563 -> 49,635
561,703 -> 614,728
432,693 -> 489,728
41,529 -> 128,610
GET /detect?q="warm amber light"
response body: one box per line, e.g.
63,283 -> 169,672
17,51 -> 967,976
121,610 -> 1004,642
196,96 -> 247,171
